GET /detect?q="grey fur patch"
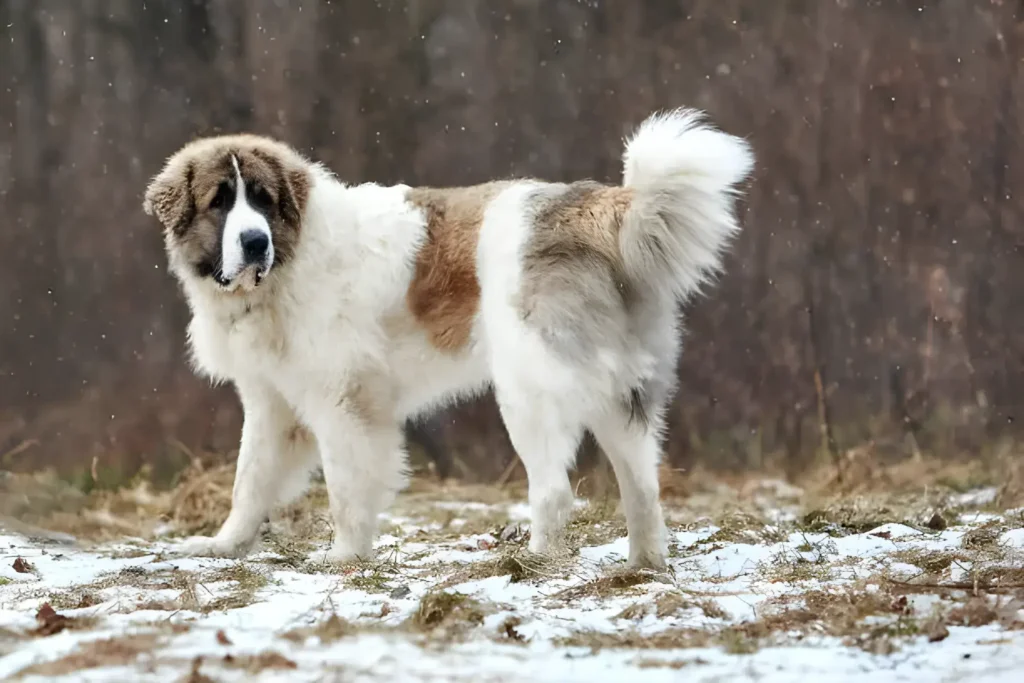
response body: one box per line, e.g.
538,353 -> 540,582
626,386 -> 649,427
516,181 -> 634,361
515,180 -> 684,433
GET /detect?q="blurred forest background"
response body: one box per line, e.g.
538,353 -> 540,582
1,0 -> 1022,488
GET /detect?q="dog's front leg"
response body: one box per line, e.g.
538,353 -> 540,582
178,380 -> 318,558
306,398 -> 407,565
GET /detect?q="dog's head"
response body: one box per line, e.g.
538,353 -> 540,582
143,135 -> 311,294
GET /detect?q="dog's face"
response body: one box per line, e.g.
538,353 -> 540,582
143,135 -> 311,294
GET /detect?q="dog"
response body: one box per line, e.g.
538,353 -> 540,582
143,109 -> 753,569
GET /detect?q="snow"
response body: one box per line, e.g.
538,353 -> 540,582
2,489 -> 1023,682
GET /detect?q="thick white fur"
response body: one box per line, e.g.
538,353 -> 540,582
621,108 -> 754,298
175,109 -> 752,568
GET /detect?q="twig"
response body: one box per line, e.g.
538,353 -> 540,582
805,261 -> 842,480
1,439 -> 38,464
884,576 -> 1024,593
496,457 -> 522,488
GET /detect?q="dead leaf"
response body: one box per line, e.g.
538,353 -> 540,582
890,595 -> 910,615
500,615 -> 525,642
13,557 -> 34,573
32,603 -> 69,636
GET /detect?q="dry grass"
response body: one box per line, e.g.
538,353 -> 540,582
759,546 -> 836,584
653,591 -> 729,620
557,575 -> 975,657
439,547 -> 563,588
408,590 -> 487,633
4,443 -> 1023,677
565,501 -> 627,549
960,521 -> 1005,551
555,568 -> 670,602
166,461 -> 235,536
702,509 -> 787,545
37,562 -> 274,615
888,548 -> 966,576
200,563 -> 270,612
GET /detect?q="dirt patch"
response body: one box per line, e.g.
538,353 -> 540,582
13,633 -> 161,677
281,614 -> 354,644
221,650 -> 297,673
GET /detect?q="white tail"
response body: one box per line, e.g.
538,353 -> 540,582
619,108 -> 754,299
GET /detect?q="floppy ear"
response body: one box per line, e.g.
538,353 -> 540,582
143,159 -> 195,234
277,163 -> 311,231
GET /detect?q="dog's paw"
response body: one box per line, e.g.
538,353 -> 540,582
175,535 -> 252,559
527,531 -> 568,557
310,542 -> 372,567
626,549 -> 669,572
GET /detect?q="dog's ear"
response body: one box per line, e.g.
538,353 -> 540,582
277,163 -> 311,231
143,158 -> 195,234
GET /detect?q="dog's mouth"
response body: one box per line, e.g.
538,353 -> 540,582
213,264 -> 268,291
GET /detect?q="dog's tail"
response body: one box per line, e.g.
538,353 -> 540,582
619,108 -> 754,300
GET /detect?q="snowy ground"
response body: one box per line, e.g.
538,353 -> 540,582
1,477 -> 1023,682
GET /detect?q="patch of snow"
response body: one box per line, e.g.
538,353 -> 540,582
3,499 -> 1024,681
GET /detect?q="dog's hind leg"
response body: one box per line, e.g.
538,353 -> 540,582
588,402 -> 668,569
178,380 -> 318,558
495,383 -> 583,557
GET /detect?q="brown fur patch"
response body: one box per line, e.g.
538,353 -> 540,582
285,423 -> 312,446
143,135 -> 311,282
405,183 -> 510,351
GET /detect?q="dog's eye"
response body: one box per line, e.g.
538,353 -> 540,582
210,181 -> 232,210
249,184 -> 273,211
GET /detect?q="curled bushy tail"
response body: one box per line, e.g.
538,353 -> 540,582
620,108 -> 754,299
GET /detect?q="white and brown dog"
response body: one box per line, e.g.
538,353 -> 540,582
143,109 -> 753,569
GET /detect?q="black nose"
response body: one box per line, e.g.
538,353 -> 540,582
240,229 -> 269,262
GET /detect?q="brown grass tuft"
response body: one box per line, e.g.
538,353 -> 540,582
409,591 -> 486,632
201,563 -> 269,612
556,568 -> 668,602
168,461 -> 235,536
441,547 -> 561,587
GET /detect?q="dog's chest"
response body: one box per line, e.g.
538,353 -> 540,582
189,304 -> 293,381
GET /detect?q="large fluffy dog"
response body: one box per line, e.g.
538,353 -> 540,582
144,109 -> 753,569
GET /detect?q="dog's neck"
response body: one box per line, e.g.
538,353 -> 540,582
181,272 -> 283,331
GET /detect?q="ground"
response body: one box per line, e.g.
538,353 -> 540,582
1,458 -> 1023,682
